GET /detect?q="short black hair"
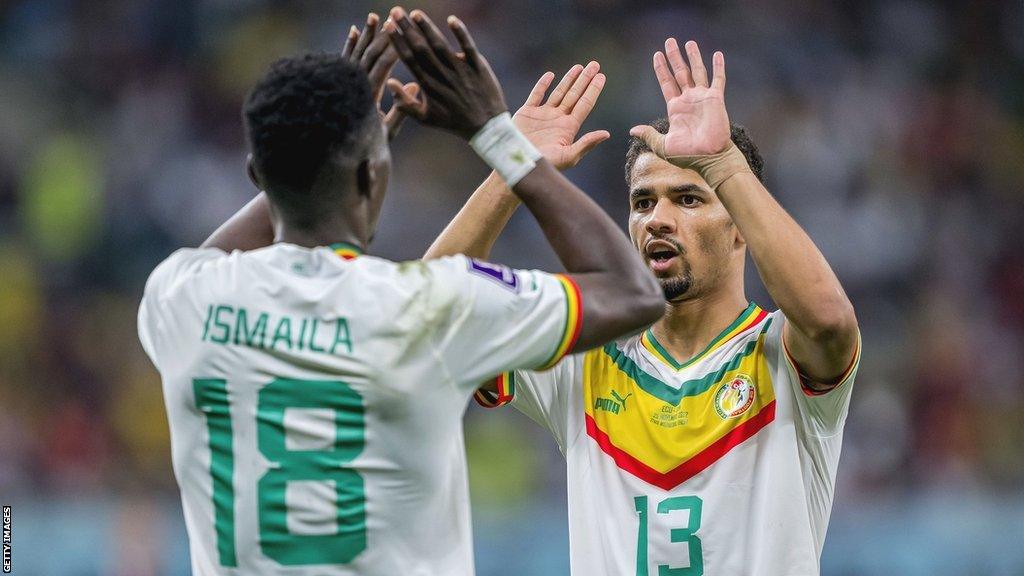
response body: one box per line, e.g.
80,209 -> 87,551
244,53 -> 375,203
624,119 -> 765,185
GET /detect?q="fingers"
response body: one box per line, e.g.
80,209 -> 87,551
342,25 -> 359,58
525,71 -> 555,106
361,20 -> 392,69
387,8 -> 443,81
560,61 -> 600,111
410,9 -> 456,65
387,78 -> 426,120
570,72 -> 605,124
664,38 -> 693,88
351,13 -> 379,61
567,130 -> 611,166
547,64 -> 584,107
447,16 -> 480,66
653,52 -> 680,102
384,17 -> 415,64
394,8 -> 439,66
710,50 -> 726,92
629,125 -> 666,158
684,40 -> 708,87
385,82 -> 421,139
366,44 -> 400,101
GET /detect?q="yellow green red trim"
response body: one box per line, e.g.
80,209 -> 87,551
783,327 -> 862,396
642,302 -> 765,370
329,242 -> 363,260
536,274 -> 583,370
473,372 -> 516,408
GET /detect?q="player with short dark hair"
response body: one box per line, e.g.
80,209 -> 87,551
428,39 -> 860,576
138,10 -> 662,575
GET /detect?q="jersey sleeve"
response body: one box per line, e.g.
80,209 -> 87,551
765,310 -> 861,436
424,255 -> 583,394
138,247 -> 227,370
473,356 -> 582,454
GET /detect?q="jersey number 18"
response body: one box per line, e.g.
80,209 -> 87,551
194,377 -> 367,567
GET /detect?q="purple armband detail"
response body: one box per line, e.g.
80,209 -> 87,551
468,259 -> 519,292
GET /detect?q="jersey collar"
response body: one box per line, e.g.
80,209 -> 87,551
329,242 -> 363,260
642,302 -> 766,371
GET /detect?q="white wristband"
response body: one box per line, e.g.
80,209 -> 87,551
469,112 -> 543,187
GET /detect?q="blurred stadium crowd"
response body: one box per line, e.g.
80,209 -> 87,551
1,0 -> 1022,574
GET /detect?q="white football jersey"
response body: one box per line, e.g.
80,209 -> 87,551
477,304 -> 860,576
138,243 -> 582,576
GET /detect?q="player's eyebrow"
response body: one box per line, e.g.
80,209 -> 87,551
629,188 -> 654,201
670,184 -> 708,195
629,183 -> 706,201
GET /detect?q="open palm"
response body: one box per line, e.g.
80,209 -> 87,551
632,39 -> 731,159
513,62 -> 610,170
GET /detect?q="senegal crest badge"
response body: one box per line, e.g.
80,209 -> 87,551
714,374 -> 756,419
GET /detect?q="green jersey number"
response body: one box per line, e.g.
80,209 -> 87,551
194,377 -> 367,567
634,495 -> 704,576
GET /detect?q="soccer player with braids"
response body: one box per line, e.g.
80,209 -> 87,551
137,10 -> 662,575
428,38 -> 860,576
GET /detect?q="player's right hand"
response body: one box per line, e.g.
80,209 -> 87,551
630,39 -> 731,161
384,8 -> 508,140
513,64 -> 610,170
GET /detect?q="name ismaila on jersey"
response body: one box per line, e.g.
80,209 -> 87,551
200,303 -> 353,356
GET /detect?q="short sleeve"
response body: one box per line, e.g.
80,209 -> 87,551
138,248 -> 226,370
766,311 -> 861,436
474,356 -> 582,454
424,255 -> 582,393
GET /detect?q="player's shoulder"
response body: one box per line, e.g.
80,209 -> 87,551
143,247 -> 229,300
343,253 -> 472,292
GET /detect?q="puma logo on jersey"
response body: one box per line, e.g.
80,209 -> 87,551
594,390 -> 632,414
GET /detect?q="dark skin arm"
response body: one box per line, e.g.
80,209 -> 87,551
386,8 -> 663,352
201,12 -> 415,252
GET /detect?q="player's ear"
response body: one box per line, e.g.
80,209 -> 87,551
246,154 -> 263,190
356,159 -> 376,199
733,221 -> 746,249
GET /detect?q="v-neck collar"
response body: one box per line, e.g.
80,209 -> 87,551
641,302 -> 765,371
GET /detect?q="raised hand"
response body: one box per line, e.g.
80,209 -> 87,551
630,39 -> 730,160
384,8 -> 508,139
342,12 -> 418,140
514,63 -> 610,169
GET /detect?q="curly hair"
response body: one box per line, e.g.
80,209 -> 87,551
243,53 -> 375,202
624,119 -> 765,185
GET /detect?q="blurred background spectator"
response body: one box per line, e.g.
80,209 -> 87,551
1,0 -> 1022,574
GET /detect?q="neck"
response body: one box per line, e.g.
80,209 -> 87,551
650,287 -> 749,363
274,211 -> 367,252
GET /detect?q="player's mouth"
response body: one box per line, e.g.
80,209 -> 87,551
644,239 -> 681,274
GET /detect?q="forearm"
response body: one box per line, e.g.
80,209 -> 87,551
424,171 -> 521,260
716,173 -> 856,341
200,193 -> 275,251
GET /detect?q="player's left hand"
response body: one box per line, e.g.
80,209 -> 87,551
513,63 -> 611,170
630,39 -> 731,160
342,12 -> 418,141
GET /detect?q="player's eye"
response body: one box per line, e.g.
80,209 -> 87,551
633,198 -> 654,211
680,194 -> 701,207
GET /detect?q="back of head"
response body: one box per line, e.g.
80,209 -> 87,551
624,118 -> 765,185
244,53 -> 377,218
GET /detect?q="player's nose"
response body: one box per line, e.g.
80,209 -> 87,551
644,198 -> 677,235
